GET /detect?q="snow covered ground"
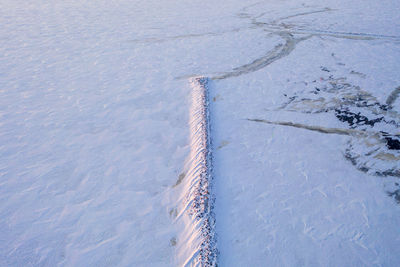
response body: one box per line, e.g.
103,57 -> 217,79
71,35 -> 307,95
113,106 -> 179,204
209,1 -> 400,266
1,0 -> 400,266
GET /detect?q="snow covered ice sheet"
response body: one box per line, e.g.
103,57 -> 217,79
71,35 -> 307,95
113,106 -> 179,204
209,0 -> 400,266
1,0 -> 400,266
0,0 -> 270,265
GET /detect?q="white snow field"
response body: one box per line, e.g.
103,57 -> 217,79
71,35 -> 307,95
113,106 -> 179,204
1,0 -> 400,266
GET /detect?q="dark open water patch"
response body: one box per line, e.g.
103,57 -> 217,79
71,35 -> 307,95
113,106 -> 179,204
335,109 -> 384,127
384,135 -> 400,150
259,69 -> 400,204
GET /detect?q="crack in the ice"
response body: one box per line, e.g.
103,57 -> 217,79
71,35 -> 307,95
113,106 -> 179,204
247,6 -> 400,42
212,6 -> 400,80
264,72 -> 400,199
247,118 -> 367,136
177,6 -> 399,81
234,6 -> 400,205
386,86 -> 400,108
248,117 -> 400,179
127,28 -> 246,44
212,33 -> 311,80
263,27 -> 399,41
292,29 -> 399,41
238,6 -> 400,204
269,8 -> 335,24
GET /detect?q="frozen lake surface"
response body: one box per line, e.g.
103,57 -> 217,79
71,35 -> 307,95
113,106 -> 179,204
1,0 -> 400,266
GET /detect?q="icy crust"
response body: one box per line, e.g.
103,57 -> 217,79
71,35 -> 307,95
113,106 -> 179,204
177,77 -> 217,266
278,75 -> 400,178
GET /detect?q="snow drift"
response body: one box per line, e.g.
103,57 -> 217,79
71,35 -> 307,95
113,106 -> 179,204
175,77 -> 217,266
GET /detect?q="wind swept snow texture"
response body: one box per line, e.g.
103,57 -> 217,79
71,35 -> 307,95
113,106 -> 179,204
209,0 -> 400,266
2,0 -> 400,266
176,77 -> 217,266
